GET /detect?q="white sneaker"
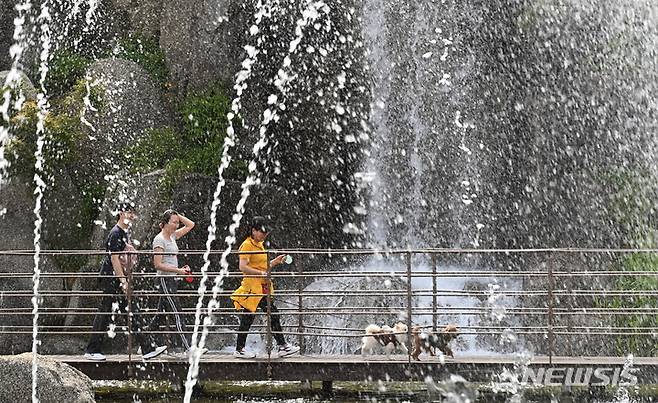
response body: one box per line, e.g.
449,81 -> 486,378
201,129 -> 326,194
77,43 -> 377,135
143,345 -> 167,360
233,348 -> 256,359
277,344 -> 300,357
83,352 -> 106,361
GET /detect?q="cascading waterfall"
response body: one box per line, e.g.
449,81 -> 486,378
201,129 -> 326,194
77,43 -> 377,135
360,0 -> 390,247
292,0 -> 497,357
361,0 -> 480,249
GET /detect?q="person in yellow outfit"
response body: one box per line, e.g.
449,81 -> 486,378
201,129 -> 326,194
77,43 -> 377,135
231,216 -> 300,358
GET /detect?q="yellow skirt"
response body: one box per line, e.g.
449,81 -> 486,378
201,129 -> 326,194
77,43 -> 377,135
230,280 -> 274,312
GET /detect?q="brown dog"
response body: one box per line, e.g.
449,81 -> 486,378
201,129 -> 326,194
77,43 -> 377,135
411,324 -> 459,360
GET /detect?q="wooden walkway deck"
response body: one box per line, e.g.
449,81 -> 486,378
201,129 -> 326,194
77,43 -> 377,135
51,354 -> 658,384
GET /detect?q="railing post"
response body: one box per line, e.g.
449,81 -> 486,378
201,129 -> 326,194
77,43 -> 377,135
297,255 -> 304,354
547,253 -> 555,365
266,250 -> 273,379
126,269 -> 133,377
406,252 -> 412,368
432,253 -> 437,333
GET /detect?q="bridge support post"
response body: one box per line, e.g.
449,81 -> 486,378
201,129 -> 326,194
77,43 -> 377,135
432,254 -> 437,333
406,251 -> 413,373
321,380 -> 333,395
266,253 -> 273,379
547,254 -> 555,365
126,269 -> 133,377
297,256 -> 304,353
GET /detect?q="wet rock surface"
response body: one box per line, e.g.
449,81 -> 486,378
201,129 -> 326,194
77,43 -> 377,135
84,58 -> 172,149
160,0 -> 244,95
0,70 -> 38,100
0,353 -> 95,403
0,2 -> 15,70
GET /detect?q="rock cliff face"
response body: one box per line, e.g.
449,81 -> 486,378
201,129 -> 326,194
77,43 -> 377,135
160,0 -> 245,95
0,179 -> 75,354
0,70 -> 38,100
0,2 -> 15,70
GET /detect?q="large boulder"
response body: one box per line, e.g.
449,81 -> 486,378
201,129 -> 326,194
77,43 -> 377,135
84,58 -> 172,149
67,58 -> 173,195
160,0 -> 244,95
0,353 -> 94,403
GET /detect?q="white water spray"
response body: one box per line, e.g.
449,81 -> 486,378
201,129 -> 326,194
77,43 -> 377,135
84,0 -> 100,27
80,76 -> 98,132
0,0 -> 33,184
183,1 -> 275,399
196,0 -> 331,355
184,2 -> 330,400
31,1 -> 53,401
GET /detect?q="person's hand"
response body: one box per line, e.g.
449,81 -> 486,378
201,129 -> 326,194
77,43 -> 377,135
178,265 -> 190,275
120,278 -> 129,294
272,254 -> 286,266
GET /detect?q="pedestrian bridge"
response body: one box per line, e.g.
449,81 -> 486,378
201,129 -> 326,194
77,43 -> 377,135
1,247 -> 657,388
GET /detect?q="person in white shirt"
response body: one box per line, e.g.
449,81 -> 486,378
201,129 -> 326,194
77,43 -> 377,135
149,209 -> 196,353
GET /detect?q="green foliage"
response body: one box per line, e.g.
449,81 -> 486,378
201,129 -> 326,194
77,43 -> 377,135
128,83 -> 247,192
4,98 -> 106,273
114,34 -> 169,86
593,169 -> 658,356
59,78 -> 105,112
45,49 -> 92,99
128,127 -> 179,174
180,85 -> 231,148
6,78 -> 105,180
604,169 -> 656,248
6,100 -> 82,179
42,34 -> 168,101
606,253 -> 658,356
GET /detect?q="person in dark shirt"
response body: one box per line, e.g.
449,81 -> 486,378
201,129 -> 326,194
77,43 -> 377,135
84,202 -> 167,361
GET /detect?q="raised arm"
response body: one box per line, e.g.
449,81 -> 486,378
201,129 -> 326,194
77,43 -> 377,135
174,214 -> 195,239
239,254 -> 286,276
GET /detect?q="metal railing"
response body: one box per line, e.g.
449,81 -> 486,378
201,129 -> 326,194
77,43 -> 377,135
1,248 -> 657,367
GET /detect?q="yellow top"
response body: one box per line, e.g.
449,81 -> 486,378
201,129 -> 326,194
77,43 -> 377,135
230,236 -> 273,312
239,236 -> 268,270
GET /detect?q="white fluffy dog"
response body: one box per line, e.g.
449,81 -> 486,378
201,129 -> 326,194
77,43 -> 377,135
361,322 -> 409,358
